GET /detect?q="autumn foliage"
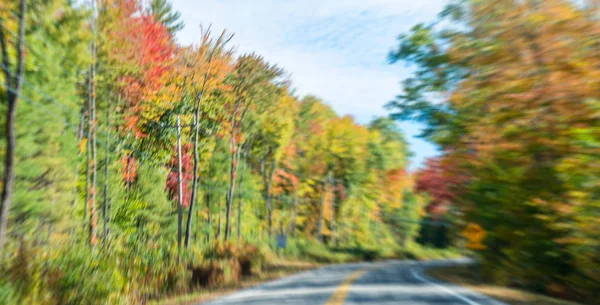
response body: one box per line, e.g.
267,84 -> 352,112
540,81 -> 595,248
166,144 -> 194,207
390,0 -> 600,301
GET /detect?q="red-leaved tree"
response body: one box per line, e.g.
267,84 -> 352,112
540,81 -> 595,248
166,144 -> 194,207
415,157 -> 466,218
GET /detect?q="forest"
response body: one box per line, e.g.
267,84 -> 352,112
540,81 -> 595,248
1,0 -> 599,304
0,0 -> 432,304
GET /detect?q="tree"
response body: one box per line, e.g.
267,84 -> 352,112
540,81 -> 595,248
272,142 -> 301,236
389,0 -> 600,296
0,0 -> 426,302
148,0 -> 184,34
252,91 -> 297,239
180,27 -> 233,248
292,97 -> 336,241
368,117 -> 409,171
415,157 -> 466,219
166,143 -> 193,208
396,189 -> 424,247
0,0 -> 26,251
223,54 -> 283,241
556,107 -> 600,297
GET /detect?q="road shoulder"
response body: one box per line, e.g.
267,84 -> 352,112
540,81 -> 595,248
426,265 -> 585,305
151,259 -> 320,305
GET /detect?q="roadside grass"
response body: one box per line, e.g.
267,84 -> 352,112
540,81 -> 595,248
426,265 -> 585,305
396,242 -> 462,261
150,258 -> 319,305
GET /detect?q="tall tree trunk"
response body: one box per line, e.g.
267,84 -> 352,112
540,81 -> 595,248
316,172 -> 331,243
102,103 -> 110,245
89,62 -> 98,246
236,159 -> 245,241
0,0 -> 26,252
329,173 -> 336,245
185,93 -> 203,248
225,149 -> 236,240
316,182 -> 325,242
176,116 -> 183,255
205,192 -> 211,242
88,0 -> 99,246
236,141 -> 249,241
84,108 -> 91,228
224,109 -> 239,241
72,105 -> 86,218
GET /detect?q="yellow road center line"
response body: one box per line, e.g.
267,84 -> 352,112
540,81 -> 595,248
325,268 -> 368,305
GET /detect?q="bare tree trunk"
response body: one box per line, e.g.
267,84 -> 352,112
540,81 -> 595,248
236,141 -> 250,241
72,106 -> 86,218
88,64 -> 98,246
316,182 -> 325,242
0,0 -> 26,252
185,94 -> 203,248
87,0 -> 99,246
236,161 -> 245,241
102,103 -> 110,245
224,109 -> 239,241
84,107 -> 91,228
176,116 -> 183,255
225,150 -> 237,240
205,192 -> 211,242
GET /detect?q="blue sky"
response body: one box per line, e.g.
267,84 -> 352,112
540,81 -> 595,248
173,0 -> 446,169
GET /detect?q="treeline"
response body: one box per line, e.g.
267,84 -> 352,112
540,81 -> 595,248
0,0 -> 426,303
391,0 -> 599,302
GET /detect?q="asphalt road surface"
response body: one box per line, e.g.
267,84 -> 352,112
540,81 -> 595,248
201,259 -> 507,305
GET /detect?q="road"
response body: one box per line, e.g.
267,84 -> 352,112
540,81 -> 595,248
201,259 -> 507,305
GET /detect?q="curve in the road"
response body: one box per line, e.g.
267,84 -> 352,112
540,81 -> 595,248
200,259 -> 507,305
410,268 -> 481,305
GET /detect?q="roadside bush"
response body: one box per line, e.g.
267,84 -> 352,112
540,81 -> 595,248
0,239 -> 128,305
190,260 -> 226,288
361,249 -> 378,261
236,243 -> 265,277
189,241 -> 266,288
280,238 -> 389,263
329,246 -> 382,262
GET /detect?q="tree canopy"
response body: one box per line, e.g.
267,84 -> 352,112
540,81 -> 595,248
0,1 -> 422,303
389,0 -> 600,301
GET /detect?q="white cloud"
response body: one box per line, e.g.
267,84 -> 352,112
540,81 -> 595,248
172,0 -> 444,168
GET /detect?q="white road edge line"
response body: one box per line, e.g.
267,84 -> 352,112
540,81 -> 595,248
410,268 -> 481,305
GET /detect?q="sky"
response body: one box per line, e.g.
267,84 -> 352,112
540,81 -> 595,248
172,0 -> 446,169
